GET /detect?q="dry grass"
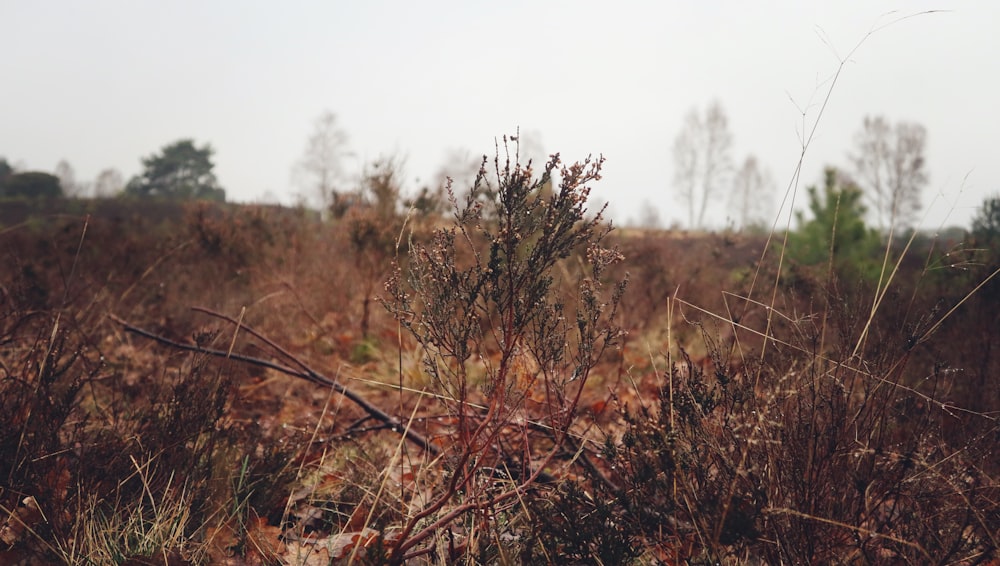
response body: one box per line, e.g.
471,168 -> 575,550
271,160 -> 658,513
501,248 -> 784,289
0,157 -> 998,565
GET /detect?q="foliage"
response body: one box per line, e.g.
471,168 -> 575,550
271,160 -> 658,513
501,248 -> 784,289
0,152 -> 997,563
124,139 -> 226,201
0,280 -> 296,563
344,156 -> 410,338
1,171 -> 63,199
404,184 -> 447,217
971,193 -> 1000,255
786,167 -> 882,281
384,140 -> 626,562
0,157 -> 12,182
966,198 -> 1000,382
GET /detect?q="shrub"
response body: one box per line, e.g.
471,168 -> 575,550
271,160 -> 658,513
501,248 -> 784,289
1,172 -> 63,199
531,293 -> 999,563
383,140 -> 627,562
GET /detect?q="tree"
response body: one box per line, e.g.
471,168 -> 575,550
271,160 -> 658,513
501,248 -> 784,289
93,168 -> 124,198
513,129 -> 547,168
971,193 -> 1000,254
54,159 -> 83,197
405,184 -> 447,217
787,168 -> 881,280
434,148 -> 481,192
402,148 -> 490,223
850,115 -> 928,231
125,140 -> 225,201
672,101 -> 733,229
293,110 -> 349,211
635,198 -> 663,229
1,172 -> 63,199
729,155 -> 774,229
348,156 -> 407,337
0,158 -> 14,185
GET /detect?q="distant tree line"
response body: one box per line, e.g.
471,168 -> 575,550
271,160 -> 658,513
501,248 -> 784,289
671,100 -> 775,231
669,101 -> 929,234
2,106 -> 995,258
0,159 -> 62,199
1,139 -> 225,202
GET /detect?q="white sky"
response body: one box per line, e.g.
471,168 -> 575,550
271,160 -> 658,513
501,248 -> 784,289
2,1 -> 998,230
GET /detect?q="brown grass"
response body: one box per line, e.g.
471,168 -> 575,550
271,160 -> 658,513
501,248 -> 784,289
0,184 -> 997,564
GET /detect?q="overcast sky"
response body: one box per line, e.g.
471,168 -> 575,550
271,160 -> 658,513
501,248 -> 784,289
3,1 -> 998,230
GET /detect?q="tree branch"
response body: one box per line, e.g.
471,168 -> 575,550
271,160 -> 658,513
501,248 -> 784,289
108,312 -> 440,455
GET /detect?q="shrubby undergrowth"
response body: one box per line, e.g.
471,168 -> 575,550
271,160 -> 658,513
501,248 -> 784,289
0,151 -> 997,564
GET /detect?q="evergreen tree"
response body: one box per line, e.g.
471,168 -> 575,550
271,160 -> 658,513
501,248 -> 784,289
1,172 -> 63,199
971,194 -> 1000,247
971,194 -> 1000,269
787,168 -> 881,280
125,139 -> 225,201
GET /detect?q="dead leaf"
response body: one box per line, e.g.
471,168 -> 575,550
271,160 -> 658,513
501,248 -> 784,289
0,497 -> 43,546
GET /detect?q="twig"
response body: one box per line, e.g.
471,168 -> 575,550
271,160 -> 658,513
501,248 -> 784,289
108,313 -> 440,455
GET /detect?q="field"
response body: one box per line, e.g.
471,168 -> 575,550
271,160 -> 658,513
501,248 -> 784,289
1,175 -> 998,564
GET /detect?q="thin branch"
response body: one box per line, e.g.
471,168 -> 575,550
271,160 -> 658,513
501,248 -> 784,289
108,313 -> 440,456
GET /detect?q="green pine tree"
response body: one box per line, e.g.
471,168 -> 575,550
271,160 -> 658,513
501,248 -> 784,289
786,167 -> 881,281
125,139 -> 225,201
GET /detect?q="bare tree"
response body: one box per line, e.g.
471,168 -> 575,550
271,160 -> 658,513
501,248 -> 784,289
54,159 -> 84,197
361,155 -> 406,219
434,148 -> 482,193
0,157 -> 12,180
513,128 -> 546,168
850,115 -> 928,230
673,110 -> 700,228
403,148 -> 481,217
350,155 -> 407,337
93,168 -> 124,198
672,101 -> 733,229
636,198 -> 663,229
730,155 -> 774,229
293,110 -> 350,212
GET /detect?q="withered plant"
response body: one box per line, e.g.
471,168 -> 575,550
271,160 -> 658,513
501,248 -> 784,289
347,157 -> 409,339
383,139 -> 627,562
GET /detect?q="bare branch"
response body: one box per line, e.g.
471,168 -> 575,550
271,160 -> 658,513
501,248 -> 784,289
850,115 -> 928,230
108,312 -> 440,455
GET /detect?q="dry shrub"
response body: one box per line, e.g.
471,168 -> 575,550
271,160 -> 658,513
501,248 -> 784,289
531,248 -> 999,564
382,142 -> 627,562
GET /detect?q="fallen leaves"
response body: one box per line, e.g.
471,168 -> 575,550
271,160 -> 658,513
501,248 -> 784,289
0,496 -> 43,547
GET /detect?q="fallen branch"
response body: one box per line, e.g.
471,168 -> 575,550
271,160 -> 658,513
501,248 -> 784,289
108,312 -> 440,455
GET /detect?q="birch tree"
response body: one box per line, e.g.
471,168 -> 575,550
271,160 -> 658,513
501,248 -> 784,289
730,155 -> 774,229
54,160 -> 84,197
93,168 -> 124,198
294,110 -> 350,211
672,101 -> 733,229
850,115 -> 928,230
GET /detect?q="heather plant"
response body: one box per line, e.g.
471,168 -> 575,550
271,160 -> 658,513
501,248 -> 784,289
0,219 -> 301,564
0,315 -> 300,563
0,169 -> 997,563
524,147 -> 1000,563
383,139 -> 627,562
533,281 -> 998,563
